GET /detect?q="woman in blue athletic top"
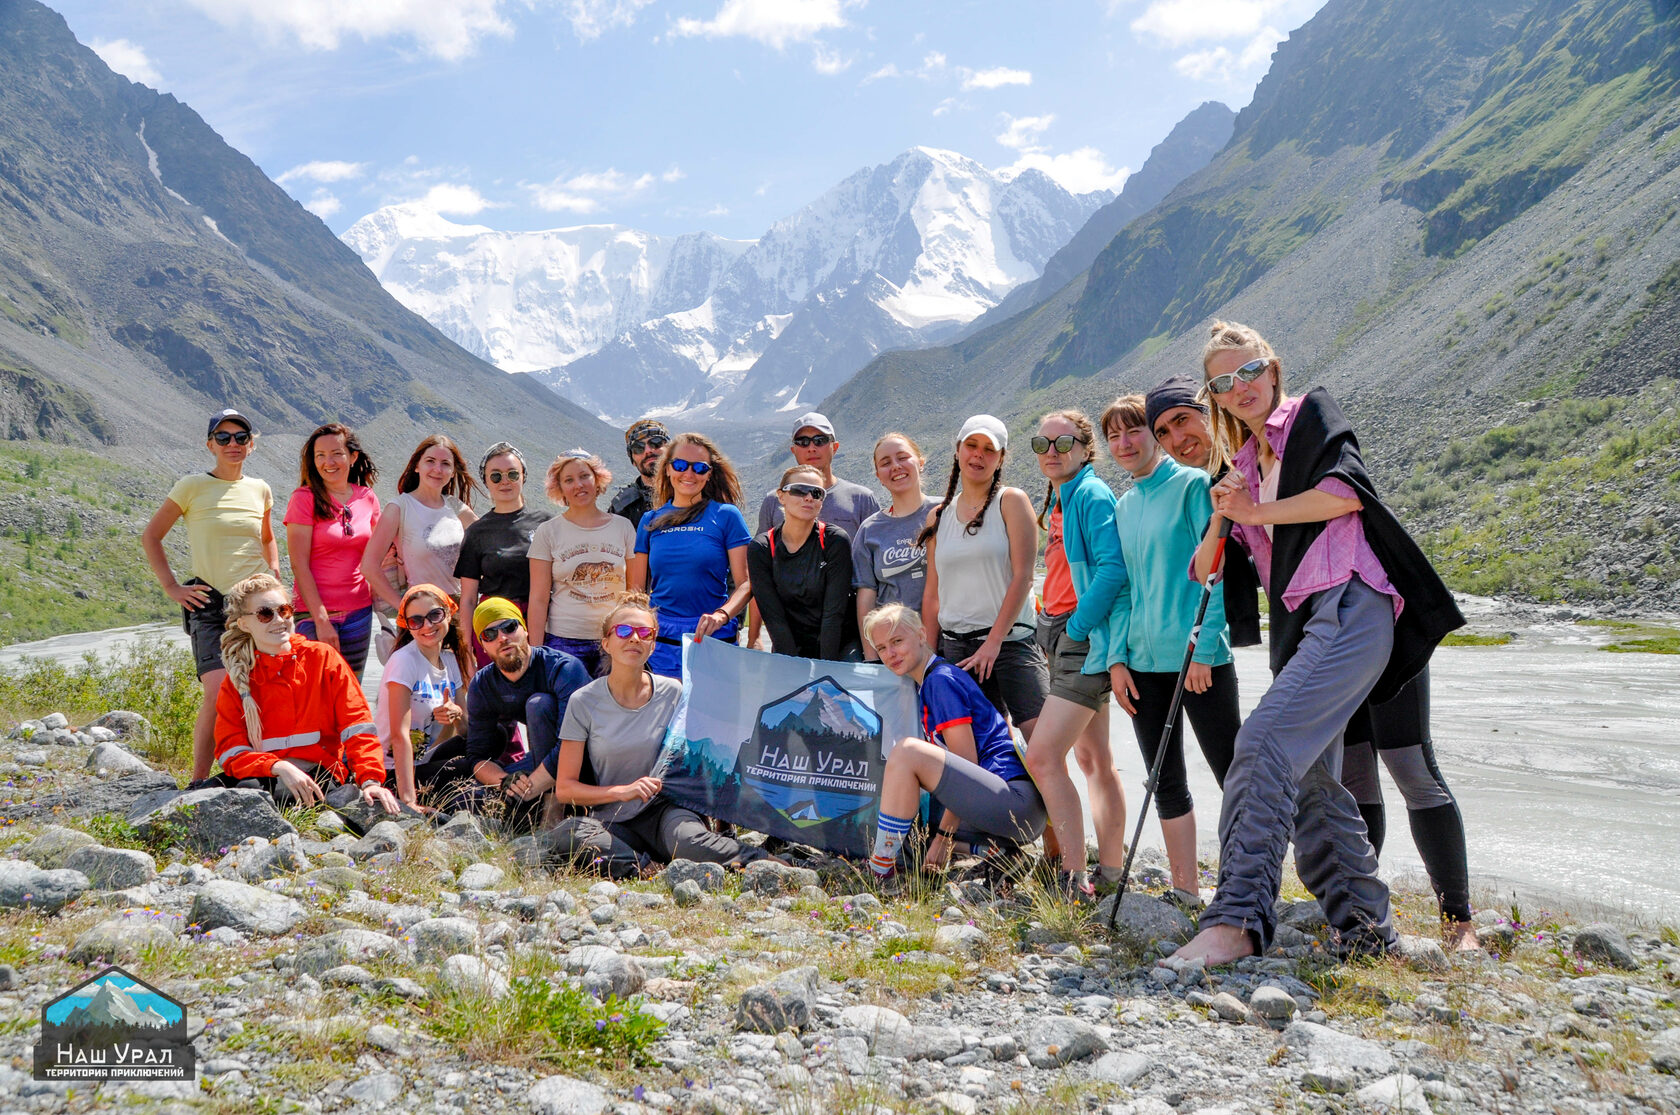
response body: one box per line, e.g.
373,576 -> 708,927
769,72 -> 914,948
628,432 -> 753,678
863,603 -> 1047,880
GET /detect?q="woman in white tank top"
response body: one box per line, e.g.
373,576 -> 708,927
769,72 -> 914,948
361,435 -> 480,608
919,415 -> 1049,742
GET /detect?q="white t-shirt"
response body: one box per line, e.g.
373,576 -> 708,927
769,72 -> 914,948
374,640 -> 464,764
392,491 -> 468,595
527,513 -> 636,639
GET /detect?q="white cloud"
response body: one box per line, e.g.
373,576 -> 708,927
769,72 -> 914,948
182,0 -> 520,61
1126,0 -> 1319,84
1173,45 -> 1232,81
566,0 -> 654,40
419,183 -> 493,215
89,38 -> 162,86
671,0 -> 846,50
1129,0 -> 1274,45
276,160 -> 368,186
812,44 -> 851,75
529,166 -> 679,213
304,190 -> 342,218
1171,25 -> 1284,81
995,113 -> 1127,195
961,66 -> 1030,91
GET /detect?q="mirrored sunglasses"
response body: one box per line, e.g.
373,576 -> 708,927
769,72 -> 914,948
611,623 -> 656,640
792,434 -> 833,448
781,483 -> 826,501
1203,357 -> 1272,398
629,435 -> 669,454
669,459 -> 712,475
479,618 -> 521,643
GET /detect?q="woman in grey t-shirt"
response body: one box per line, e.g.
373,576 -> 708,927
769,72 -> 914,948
547,594 -> 749,873
853,432 -> 932,657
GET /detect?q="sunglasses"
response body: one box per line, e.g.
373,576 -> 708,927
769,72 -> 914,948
404,606 -> 449,630
669,459 -> 712,475
479,618 -> 521,643
338,506 -> 353,537
611,623 -> 656,640
246,603 -> 295,623
792,434 -> 833,448
1030,434 -> 1082,455
487,469 -> 522,484
211,430 -> 252,446
1203,357 -> 1272,397
782,483 -> 826,501
630,435 -> 668,454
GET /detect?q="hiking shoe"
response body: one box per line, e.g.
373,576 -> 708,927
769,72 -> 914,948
1164,887 -> 1206,914
1055,870 -> 1096,905
870,870 -> 904,898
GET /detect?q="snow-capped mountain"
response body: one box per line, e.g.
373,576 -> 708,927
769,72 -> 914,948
344,205 -> 750,374
346,148 -> 1108,420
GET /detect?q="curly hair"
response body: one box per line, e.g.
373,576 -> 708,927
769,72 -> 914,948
545,450 -> 613,507
299,424 -> 378,521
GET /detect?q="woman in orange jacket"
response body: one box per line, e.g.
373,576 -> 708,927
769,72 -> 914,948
215,572 -> 400,813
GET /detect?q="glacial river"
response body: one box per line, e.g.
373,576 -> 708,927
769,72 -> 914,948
4,599 -> 1677,919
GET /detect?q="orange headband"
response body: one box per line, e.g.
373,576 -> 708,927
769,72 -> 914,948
396,584 -> 457,629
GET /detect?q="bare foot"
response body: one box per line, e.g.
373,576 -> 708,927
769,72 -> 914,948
1172,924 -> 1255,967
1444,920 -> 1481,952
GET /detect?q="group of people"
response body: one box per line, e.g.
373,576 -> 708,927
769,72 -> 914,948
143,319 -> 1478,960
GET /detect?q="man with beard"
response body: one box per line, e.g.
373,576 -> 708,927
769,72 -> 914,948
609,418 -> 669,528
444,598 -> 591,826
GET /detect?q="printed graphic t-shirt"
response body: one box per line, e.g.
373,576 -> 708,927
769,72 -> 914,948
635,500 -> 752,618
374,640 -> 463,765
528,513 -> 637,639
918,656 -> 1027,782
851,501 -> 929,612
283,485 -> 380,614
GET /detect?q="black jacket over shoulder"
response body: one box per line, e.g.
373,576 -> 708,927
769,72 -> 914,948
1268,388 -> 1464,705
1209,464 -> 1262,648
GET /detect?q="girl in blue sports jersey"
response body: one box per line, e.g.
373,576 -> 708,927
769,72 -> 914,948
862,603 -> 1047,881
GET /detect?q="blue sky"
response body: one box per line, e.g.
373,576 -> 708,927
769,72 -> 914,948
53,0 -> 1329,240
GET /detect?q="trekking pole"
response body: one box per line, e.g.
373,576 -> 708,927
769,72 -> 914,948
1108,518 -> 1232,933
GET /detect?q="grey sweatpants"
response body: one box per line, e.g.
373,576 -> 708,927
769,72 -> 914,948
547,798 -> 742,869
1201,578 -> 1398,955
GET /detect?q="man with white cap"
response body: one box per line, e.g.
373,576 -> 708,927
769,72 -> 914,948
750,412 -> 879,648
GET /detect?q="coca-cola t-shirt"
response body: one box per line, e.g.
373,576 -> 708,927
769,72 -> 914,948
851,500 -> 929,612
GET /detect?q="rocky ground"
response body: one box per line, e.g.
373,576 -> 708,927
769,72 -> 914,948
0,713 -> 1677,1115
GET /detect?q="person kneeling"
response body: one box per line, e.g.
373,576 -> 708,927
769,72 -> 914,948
864,603 -> 1047,884
215,573 -> 399,814
546,594 -> 749,875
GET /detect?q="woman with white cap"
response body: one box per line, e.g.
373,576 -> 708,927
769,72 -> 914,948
142,407 -> 280,782
918,415 -> 1048,745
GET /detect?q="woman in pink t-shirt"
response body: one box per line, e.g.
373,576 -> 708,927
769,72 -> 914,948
284,423 -> 381,676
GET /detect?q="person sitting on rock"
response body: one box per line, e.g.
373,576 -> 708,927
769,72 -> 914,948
545,594 -> 752,875
215,572 -> 399,813
863,603 -> 1047,885
443,597 -> 591,827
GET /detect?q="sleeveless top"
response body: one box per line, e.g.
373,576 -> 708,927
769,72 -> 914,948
933,493 -> 1035,640
392,492 -> 466,595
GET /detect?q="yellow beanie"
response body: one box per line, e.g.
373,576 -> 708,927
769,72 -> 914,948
472,596 -> 524,639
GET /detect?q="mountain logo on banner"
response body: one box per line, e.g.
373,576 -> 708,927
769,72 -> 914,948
733,677 -> 883,839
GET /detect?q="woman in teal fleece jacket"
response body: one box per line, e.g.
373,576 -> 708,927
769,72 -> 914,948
1022,409 -> 1132,897
1102,394 -> 1242,901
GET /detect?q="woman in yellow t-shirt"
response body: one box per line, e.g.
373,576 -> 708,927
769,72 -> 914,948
142,408 -> 280,782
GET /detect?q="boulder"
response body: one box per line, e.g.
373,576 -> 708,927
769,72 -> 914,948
68,917 -> 176,964
672,879 -> 704,907
408,917 -> 481,964
1398,934 -> 1449,974
63,846 -> 157,889
129,788 -> 295,855
1249,984 -> 1299,1023
933,923 -> 988,958
238,834 -> 311,881
740,860 -> 819,895
1090,1051 -> 1151,1086
664,859 -> 726,893
0,861 -> 87,913
735,966 -> 819,1033
837,1004 -> 915,1058
1573,923 -> 1639,971
581,953 -> 646,1000
40,713 -> 69,730
295,929 -> 403,976
89,711 -> 153,745
347,820 -> 409,862
190,879 -> 305,936
1650,1027 -> 1680,1075
1355,1073 -> 1433,1114
1283,1020 -> 1395,1084
439,954 -> 508,999
1097,892 -> 1195,946
20,826 -> 97,868
437,812 -> 491,852
457,862 -> 506,890
1021,1017 -> 1107,1068
2,771 -> 179,825
326,784 -> 428,836
528,1074 -> 607,1115
86,742 -> 150,775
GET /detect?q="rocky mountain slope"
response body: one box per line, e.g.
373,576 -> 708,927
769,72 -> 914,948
820,0 -> 1680,612
0,0 -> 613,482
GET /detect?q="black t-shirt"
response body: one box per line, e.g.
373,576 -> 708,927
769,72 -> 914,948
747,524 -> 859,660
453,506 -> 551,600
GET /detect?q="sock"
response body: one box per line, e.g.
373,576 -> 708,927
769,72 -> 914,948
1358,803 -> 1387,856
870,811 -> 912,876
1097,864 -> 1125,883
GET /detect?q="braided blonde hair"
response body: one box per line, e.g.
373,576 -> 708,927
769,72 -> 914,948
220,573 -> 286,752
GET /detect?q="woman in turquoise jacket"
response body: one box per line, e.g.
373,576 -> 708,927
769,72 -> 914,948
1022,409 -> 1132,900
1102,393 -> 1241,905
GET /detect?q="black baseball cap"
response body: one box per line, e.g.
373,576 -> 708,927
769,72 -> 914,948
207,408 -> 254,438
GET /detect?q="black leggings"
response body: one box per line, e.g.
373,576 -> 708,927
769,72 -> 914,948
1341,669 -> 1473,922
1126,663 -> 1241,821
